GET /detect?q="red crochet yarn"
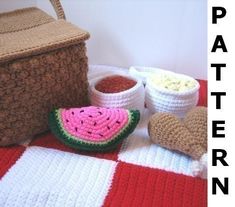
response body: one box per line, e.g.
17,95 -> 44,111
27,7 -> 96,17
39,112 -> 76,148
95,75 -> 137,93
104,162 -> 207,207
0,146 -> 25,178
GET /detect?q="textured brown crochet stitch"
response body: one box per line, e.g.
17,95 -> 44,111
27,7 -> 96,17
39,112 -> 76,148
0,44 -> 89,146
184,107 -> 207,151
0,4 -> 90,146
148,107 -> 207,160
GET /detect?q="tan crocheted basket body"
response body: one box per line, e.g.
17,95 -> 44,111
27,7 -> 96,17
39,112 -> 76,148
0,1 -> 90,146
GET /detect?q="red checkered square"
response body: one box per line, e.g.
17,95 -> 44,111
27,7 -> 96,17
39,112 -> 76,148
197,79 -> 207,107
0,145 -> 25,178
104,161 -> 207,207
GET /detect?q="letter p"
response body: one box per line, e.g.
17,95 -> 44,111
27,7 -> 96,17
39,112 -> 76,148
212,7 -> 227,24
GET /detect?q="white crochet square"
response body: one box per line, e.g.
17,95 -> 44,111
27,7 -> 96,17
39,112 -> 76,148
0,147 -> 117,207
118,109 -> 194,176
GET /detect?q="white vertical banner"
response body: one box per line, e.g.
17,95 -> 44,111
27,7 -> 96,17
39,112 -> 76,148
208,1 -> 235,206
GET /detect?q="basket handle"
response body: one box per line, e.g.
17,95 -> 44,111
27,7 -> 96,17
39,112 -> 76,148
49,0 -> 66,20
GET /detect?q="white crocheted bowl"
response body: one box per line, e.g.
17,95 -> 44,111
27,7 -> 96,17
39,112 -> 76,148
89,73 -> 145,114
145,71 -> 200,117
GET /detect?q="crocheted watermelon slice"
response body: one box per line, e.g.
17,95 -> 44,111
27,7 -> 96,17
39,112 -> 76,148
49,106 -> 140,151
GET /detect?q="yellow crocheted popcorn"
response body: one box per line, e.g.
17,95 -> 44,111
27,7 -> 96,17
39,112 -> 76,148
150,74 -> 197,92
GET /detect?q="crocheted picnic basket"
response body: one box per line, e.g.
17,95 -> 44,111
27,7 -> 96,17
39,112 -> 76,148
0,0 -> 90,146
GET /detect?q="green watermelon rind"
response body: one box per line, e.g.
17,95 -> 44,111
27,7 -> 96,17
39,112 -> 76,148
48,109 -> 140,152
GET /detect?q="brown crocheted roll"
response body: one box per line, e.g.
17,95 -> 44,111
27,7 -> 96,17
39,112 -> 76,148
148,113 -> 206,160
184,106 -> 207,151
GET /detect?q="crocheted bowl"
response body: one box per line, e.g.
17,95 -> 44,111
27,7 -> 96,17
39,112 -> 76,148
145,72 -> 199,117
89,74 -> 145,115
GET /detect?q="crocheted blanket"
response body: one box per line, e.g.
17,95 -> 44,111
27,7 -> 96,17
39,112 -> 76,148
0,70 -> 207,206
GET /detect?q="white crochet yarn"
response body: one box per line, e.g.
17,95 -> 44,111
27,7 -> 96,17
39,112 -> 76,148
191,153 -> 207,179
0,147 -> 117,207
89,65 -> 145,115
145,90 -> 199,112
91,97 -> 143,106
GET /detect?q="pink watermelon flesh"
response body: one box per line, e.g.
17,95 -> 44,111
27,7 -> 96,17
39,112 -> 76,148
60,107 -> 128,142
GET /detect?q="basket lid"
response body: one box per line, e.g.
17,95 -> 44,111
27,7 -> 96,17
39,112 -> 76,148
0,7 -> 55,34
0,7 -> 90,63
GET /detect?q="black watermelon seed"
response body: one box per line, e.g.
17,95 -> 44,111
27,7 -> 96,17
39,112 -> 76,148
94,122 -> 97,126
89,115 -> 93,118
99,133 -> 103,137
116,121 -> 120,124
72,112 -> 74,115
75,127 -> 78,132
80,110 -> 84,113
88,131 -> 92,134
98,111 -> 102,115
66,119 -> 69,122
106,117 -> 110,121
81,120 -> 84,124
107,126 -> 110,130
